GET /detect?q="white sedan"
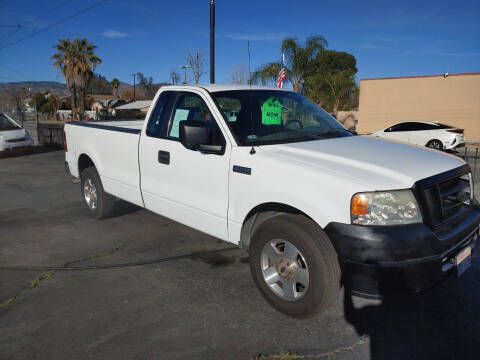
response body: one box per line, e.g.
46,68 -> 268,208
371,121 -> 465,151
0,113 -> 34,153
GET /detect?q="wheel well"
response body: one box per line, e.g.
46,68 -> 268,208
239,203 -> 313,249
78,154 -> 95,175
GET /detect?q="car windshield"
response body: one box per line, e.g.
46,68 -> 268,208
212,90 -> 351,146
0,113 -> 20,131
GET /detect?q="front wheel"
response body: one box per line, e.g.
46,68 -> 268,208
80,166 -> 116,219
249,214 -> 341,318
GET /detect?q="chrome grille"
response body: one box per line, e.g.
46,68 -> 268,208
414,166 -> 474,230
438,172 -> 472,225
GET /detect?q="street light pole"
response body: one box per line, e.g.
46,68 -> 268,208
210,0 -> 215,83
179,65 -> 191,84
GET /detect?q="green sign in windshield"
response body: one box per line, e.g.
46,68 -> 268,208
261,96 -> 282,125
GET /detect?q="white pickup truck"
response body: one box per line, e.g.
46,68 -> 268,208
64,85 -> 480,318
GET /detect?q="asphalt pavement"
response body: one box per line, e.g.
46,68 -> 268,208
1,150 -> 480,360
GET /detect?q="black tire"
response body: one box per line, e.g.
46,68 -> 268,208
426,139 -> 443,151
80,166 -> 116,219
249,214 -> 341,318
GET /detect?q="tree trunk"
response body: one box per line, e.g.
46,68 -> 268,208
70,85 -> 77,118
293,81 -> 301,93
79,87 -> 85,116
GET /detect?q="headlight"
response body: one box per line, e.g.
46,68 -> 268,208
0,135 -> 4,141
351,189 -> 422,225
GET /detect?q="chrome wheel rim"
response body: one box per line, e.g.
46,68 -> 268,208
428,141 -> 441,150
260,239 -> 309,301
83,178 -> 97,210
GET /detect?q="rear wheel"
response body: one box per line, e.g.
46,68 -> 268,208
249,214 -> 341,318
426,139 -> 443,151
80,166 -> 116,219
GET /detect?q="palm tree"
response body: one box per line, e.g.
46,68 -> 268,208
71,38 -> 101,115
111,78 -> 120,98
52,39 -> 77,112
251,35 -> 327,92
52,38 -> 101,116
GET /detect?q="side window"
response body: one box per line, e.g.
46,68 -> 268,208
146,91 -> 175,138
410,122 -> 432,131
390,123 -> 412,132
168,93 -> 225,146
388,124 -> 402,132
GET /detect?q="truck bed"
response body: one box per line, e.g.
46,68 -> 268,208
64,119 -> 144,207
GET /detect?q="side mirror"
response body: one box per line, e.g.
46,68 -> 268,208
179,120 -> 224,155
179,120 -> 209,147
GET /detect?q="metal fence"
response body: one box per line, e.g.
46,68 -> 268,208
461,147 -> 480,201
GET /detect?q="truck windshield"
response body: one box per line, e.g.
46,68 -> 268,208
0,113 -> 20,131
212,90 -> 350,146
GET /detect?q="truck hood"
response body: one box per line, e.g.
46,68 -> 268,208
260,135 -> 465,190
1,128 -> 26,140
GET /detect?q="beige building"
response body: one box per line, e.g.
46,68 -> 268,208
358,72 -> 480,139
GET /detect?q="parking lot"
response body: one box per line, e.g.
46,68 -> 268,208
1,149 -> 480,360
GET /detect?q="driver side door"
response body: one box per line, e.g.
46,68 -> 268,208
139,90 -> 231,240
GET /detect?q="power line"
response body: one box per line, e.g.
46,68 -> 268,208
0,0 -> 107,51
0,0 -> 74,45
1,64 -> 35,79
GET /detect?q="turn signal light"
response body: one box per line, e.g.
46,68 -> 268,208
351,194 -> 368,216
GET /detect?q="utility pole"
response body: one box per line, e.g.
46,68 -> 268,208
210,0 -> 215,83
131,72 -> 140,101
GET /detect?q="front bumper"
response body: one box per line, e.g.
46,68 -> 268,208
325,204 -> 480,298
0,137 -> 34,151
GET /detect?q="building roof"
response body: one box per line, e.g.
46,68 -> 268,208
361,72 -> 480,81
115,100 -> 152,110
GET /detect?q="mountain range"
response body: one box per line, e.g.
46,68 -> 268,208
0,80 -> 132,102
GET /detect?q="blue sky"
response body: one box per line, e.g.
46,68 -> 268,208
0,0 -> 479,87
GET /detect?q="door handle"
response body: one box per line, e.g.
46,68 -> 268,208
158,150 -> 170,165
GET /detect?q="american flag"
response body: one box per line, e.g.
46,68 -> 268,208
276,67 -> 286,88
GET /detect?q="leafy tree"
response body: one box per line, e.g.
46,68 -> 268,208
32,92 -> 59,114
111,78 -> 120,97
304,50 -> 359,113
87,73 -> 112,95
185,49 -> 205,84
251,35 -> 328,92
52,37 -> 101,115
137,73 -> 159,100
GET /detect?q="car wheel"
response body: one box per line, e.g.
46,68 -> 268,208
249,214 -> 341,318
426,139 -> 443,151
80,166 -> 116,219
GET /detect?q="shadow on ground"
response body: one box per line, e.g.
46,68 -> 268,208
343,255 -> 480,360
0,145 -> 61,159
